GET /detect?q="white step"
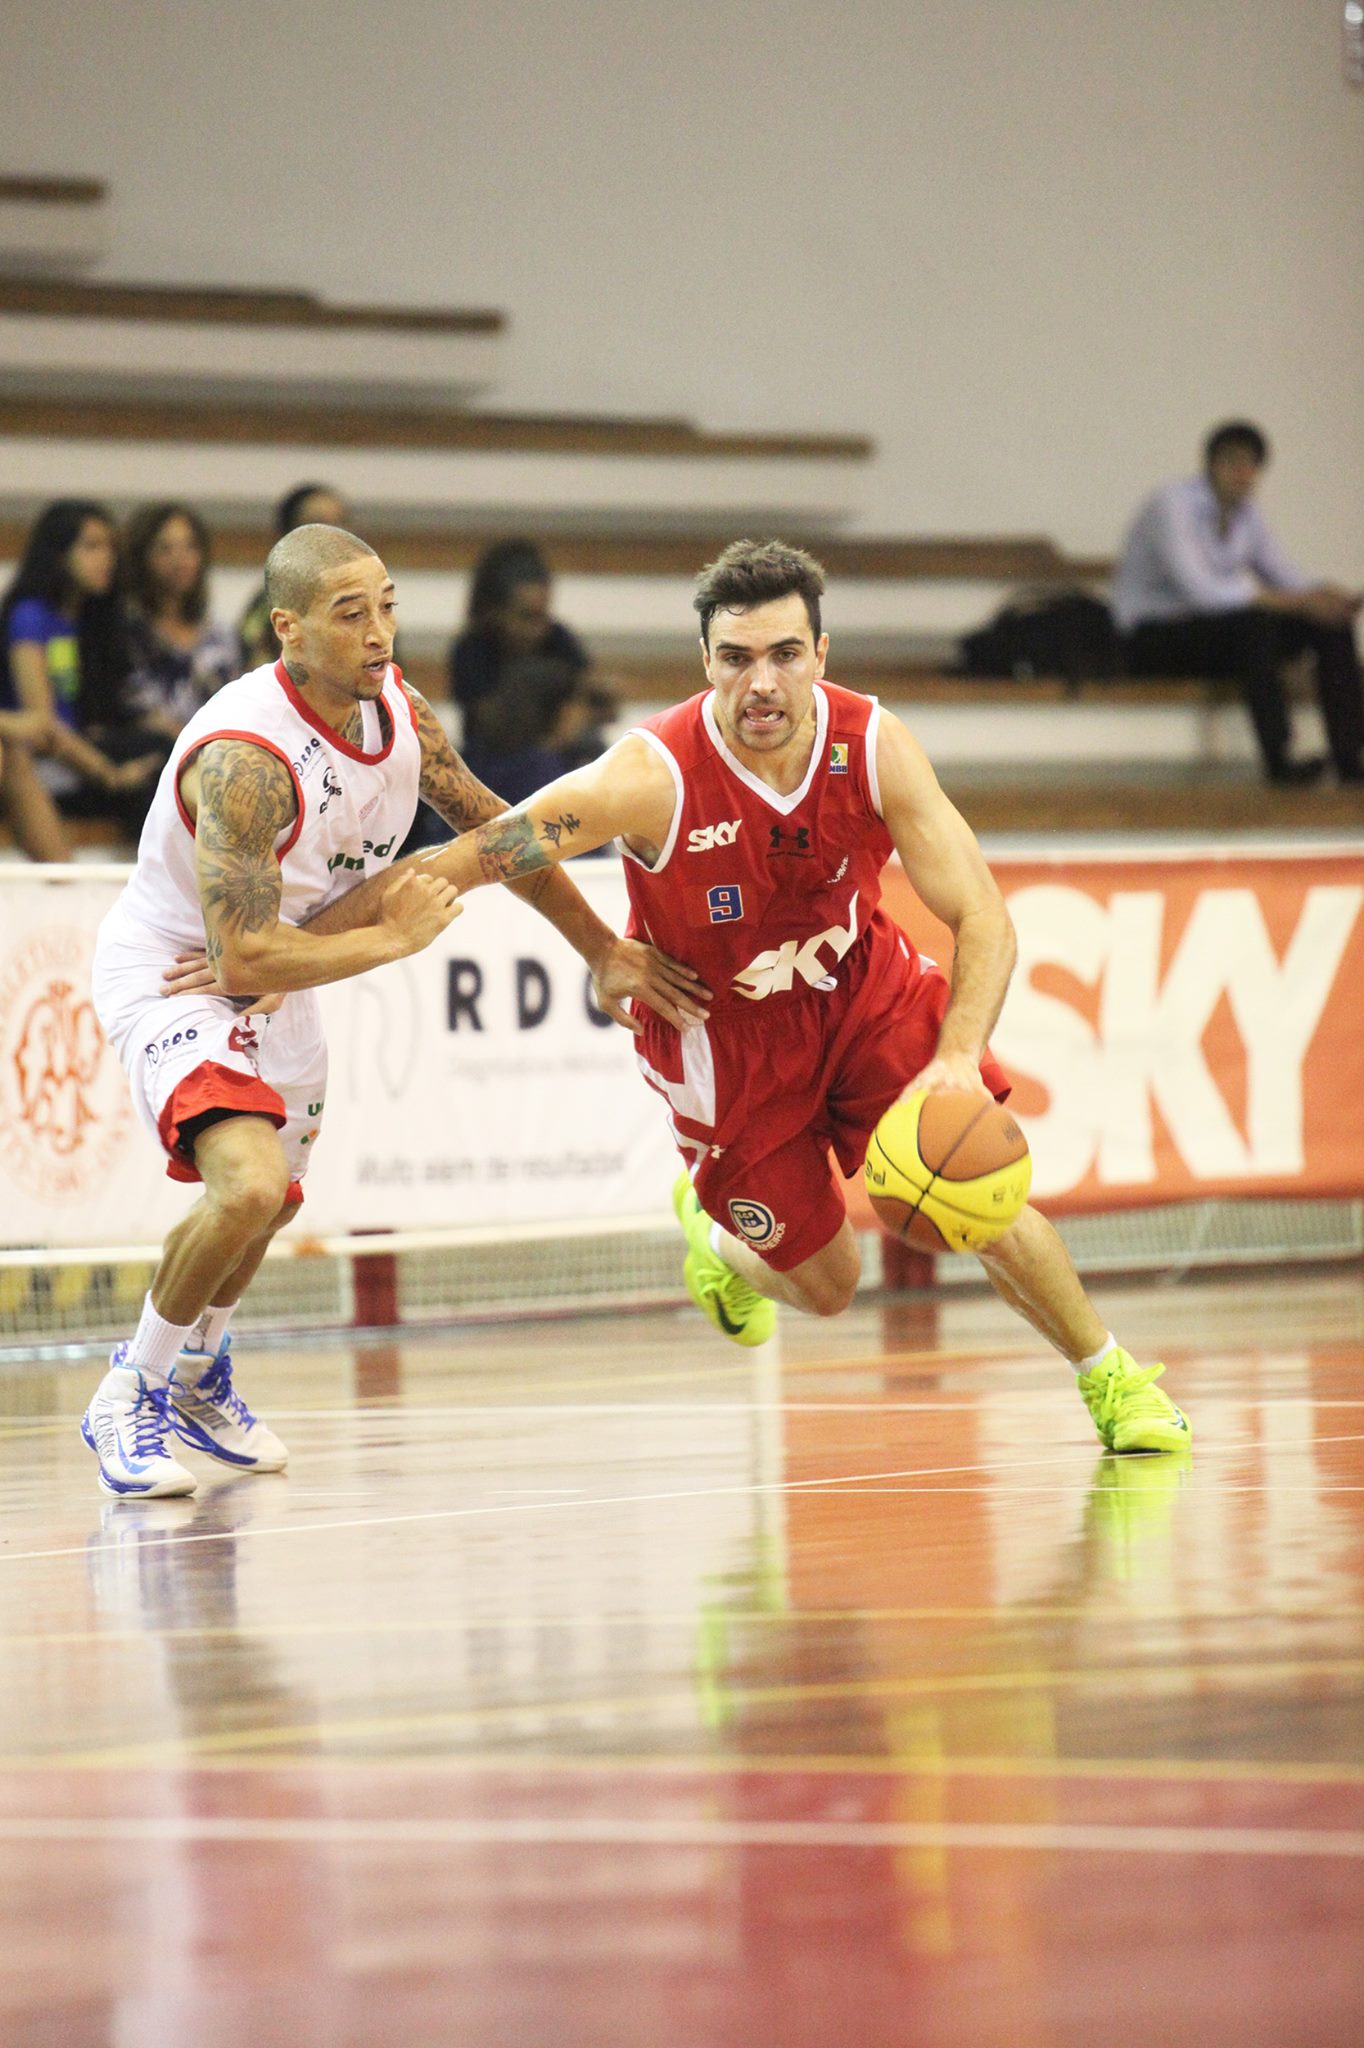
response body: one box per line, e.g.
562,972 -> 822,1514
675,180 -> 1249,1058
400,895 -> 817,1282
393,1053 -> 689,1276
0,437 -> 867,531
0,311 -> 504,410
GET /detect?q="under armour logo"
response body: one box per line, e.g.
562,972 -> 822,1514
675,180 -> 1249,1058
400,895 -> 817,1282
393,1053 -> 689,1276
769,824 -> 811,854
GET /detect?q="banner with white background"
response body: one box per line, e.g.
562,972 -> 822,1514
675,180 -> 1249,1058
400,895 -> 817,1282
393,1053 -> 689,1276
3,846 -> 1361,1250
0,865 -> 676,1248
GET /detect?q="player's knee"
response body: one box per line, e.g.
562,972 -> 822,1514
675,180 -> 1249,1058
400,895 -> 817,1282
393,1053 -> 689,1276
806,1280 -> 856,1317
791,1254 -> 860,1318
976,1205 -> 1036,1269
209,1156 -> 292,1239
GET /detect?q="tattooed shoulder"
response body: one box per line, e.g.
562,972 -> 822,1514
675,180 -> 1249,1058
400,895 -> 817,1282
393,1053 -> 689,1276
194,737 -> 297,853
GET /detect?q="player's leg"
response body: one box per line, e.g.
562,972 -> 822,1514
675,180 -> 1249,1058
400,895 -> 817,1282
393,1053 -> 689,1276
674,1125 -> 860,1344
82,1113 -> 293,1498
164,1001 -> 328,1473
977,1205 -> 1191,1453
692,1202 -> 861,1318
165,1141 -> 299,1474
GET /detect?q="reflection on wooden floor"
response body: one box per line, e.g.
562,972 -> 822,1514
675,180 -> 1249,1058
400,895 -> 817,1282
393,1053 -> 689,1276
1,1269 -> 1362,2048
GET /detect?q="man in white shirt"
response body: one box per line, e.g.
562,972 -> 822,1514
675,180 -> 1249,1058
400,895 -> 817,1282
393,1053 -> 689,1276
1113,421 -> 1363,785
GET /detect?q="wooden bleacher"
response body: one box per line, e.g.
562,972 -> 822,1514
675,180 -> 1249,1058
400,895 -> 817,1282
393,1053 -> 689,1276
1,258 -> 1358,848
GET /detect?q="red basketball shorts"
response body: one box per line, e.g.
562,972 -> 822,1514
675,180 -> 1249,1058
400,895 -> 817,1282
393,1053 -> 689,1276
635,911 -> 1010,1272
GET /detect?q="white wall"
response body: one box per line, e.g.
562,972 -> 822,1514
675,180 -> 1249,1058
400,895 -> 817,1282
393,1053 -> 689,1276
4,0 -> 1362,571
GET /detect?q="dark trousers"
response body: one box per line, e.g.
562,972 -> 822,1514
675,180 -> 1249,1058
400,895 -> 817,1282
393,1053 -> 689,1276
1122,609 -> 1364,776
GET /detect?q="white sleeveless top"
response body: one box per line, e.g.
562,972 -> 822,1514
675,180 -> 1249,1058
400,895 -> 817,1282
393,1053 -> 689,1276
114,659 -> 423,948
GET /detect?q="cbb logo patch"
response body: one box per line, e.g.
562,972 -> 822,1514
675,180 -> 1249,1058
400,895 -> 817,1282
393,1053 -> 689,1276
727,1198 -> 786,1249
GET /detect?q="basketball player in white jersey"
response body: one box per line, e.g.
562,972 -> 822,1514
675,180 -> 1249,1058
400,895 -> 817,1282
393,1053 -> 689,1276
85,523 -> 705,1498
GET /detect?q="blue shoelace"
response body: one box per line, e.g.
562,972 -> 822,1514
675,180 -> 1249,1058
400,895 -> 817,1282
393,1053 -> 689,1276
131,1384 -> 177,1460
189,1348 -> 256,1429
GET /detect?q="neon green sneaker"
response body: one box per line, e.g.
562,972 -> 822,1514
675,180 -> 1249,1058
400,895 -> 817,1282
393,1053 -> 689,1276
672,1171 -> 777,1348
1077,1346 -> 1192,1454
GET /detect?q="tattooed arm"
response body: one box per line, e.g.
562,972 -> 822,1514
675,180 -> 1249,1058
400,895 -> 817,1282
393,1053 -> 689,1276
186,737 -> 460,996
302,728 -> 710,1029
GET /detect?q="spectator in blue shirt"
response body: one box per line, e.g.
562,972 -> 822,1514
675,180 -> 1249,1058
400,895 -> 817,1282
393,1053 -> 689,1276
0,500 -> 165,859
1113,422 -> 1363,784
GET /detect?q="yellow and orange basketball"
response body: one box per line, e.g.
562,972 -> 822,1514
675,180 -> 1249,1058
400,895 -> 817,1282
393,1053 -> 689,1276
864,1088 -> 1031,1253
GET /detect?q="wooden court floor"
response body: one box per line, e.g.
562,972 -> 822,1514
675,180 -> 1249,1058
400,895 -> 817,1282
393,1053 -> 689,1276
1,1267 -> 1362,2048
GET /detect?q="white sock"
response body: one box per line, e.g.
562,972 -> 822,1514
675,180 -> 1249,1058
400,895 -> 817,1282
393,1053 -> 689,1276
708,1220 -> 726,1258
1074,1331 -> 1118,1376
187,1300 -> 237,1360
122,1293 -> 196,1388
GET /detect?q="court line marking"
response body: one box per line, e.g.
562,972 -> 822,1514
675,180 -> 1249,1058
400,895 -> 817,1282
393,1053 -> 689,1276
0,1815 -> 1359,1858
0,1450 -> 1143,1565
11,1655 -> 1361,1771
6,1749 -> 1361,1789
5,1430 -> 1363,1567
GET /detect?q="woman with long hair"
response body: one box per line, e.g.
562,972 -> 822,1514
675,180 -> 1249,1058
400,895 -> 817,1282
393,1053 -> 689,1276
124,502 -> 242,735
0,499 -> 164,860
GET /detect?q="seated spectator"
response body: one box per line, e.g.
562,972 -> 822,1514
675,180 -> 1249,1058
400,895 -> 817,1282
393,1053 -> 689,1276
0,500 -> 166,860
449,538 -> 617,798
1113,421 -> 1364,784
238,481 -> 350,668
123,502 -> 242,734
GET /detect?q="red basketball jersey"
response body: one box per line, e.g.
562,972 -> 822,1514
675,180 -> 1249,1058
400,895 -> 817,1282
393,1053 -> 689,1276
622,680 -> 904,1008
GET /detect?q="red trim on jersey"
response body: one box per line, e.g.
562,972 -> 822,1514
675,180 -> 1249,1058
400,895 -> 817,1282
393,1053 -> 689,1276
274,660 -> 397,764
393,666 -> 420,737
173,730 -> 305,858
284,1179 -> 305,1207
156,1062 -> 288,1183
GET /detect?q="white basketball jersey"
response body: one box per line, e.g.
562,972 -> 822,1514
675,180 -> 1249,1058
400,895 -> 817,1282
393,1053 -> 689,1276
115,659 -> 423,947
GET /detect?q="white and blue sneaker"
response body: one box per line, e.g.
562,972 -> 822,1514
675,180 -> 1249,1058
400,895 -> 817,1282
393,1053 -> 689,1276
81,1349 -> 197,1499
170,1342 -> 288,1473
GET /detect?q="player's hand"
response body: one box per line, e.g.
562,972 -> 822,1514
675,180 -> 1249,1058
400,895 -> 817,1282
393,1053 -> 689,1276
591,938 -> 712,1035
901,1051 -> 992,1101
161,951 -> 220,997
379,869 -> 463,953
159,951 -> 283,1014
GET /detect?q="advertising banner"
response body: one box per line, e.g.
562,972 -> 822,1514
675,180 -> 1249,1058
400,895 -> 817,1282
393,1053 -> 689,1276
0,868 -> 675,1248
867,848 -> 1364,1217
2,846 -> 1361,1249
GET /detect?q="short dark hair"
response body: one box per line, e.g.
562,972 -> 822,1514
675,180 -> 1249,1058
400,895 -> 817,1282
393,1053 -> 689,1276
1204,420 -> 1269,468
264,524 -> 378,617
693,538 -> 825,647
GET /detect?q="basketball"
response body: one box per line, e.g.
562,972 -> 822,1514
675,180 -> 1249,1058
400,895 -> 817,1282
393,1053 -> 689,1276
864,1088 -> 1031,1253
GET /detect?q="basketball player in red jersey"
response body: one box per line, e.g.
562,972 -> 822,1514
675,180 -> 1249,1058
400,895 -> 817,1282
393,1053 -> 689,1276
298,540 -> 1190,1453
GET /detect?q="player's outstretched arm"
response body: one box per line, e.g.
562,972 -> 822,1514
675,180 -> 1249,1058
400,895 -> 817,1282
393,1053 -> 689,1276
191,737 -> 461,995
875,711 -> 1016,1094
307,726 -> 710,1031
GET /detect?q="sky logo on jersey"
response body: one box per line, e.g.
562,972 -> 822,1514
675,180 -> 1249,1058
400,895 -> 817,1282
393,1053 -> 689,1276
688,820 -> 741,853
728,1198 -> 786,1250
829,742 -> 848,774
707,884 -> 744,923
